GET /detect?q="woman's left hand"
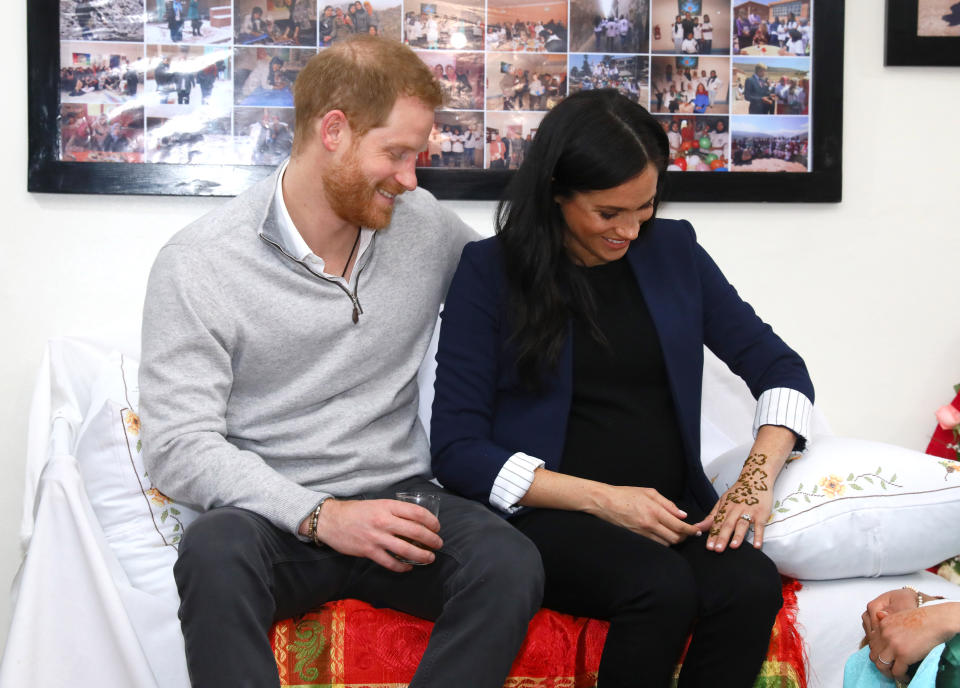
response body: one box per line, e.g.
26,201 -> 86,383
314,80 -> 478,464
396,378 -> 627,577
864,603 -> 960,680
694,451 -> 775,552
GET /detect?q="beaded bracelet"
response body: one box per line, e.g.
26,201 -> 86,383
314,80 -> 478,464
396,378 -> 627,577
902,585 -> 944,608
308,497 -> 332,546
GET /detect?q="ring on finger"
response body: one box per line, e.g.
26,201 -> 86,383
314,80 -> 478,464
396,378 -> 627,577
739,513 -> 753,523
877,656 -> 893,666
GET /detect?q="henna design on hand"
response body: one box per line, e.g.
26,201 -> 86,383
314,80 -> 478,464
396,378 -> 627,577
727,453 -> 769,507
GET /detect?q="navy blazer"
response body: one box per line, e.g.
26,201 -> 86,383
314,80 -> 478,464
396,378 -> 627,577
430,219 -> 814,516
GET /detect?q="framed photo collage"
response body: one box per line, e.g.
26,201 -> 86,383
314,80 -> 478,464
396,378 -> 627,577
30,0 -> 844,200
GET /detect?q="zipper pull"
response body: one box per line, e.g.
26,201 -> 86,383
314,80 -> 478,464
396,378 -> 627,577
352,305 -> 359,324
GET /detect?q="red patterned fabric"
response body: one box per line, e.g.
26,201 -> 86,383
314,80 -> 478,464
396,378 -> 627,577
926,391 -> 960,459
271,577 -> 805,688
925,395 -> 960,576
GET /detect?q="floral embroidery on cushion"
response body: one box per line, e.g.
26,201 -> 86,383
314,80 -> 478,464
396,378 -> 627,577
117,354 -> 193,548
818,475 -> 845,498
146,487 -> 169,506
770,468 -> 903,519
124,409 -> 141,435
940,459 -> 960,480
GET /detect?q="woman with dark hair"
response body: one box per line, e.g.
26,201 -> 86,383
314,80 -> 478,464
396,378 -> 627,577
267,56 -> 286,87
672,14 -> 684,52
242,6 -> 266,36
430,89 -> 814,687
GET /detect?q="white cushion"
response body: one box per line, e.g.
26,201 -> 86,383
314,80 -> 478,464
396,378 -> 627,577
709,436 -> 960,579
73,352 -> 200,598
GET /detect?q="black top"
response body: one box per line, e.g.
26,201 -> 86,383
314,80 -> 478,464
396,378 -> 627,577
559,258 -> 687,501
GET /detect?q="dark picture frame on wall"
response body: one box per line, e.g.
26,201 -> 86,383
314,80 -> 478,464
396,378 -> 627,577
885,0 -> 960,66
28,0 -> 843,201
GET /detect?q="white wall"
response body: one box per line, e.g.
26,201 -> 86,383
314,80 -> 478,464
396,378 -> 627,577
2,0 -> 959,654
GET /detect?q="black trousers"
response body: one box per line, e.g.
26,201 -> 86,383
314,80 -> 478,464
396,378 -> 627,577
511,507 -> 782,688
174,477 -> 544,688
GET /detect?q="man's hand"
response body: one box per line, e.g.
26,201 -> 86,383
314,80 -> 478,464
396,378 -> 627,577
302,498 -> 443,572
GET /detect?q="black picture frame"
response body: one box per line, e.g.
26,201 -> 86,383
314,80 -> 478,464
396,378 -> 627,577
28,0 -> 843,202
885,0 -> 960,66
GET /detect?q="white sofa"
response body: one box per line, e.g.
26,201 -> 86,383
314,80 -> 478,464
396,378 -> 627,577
2,334 -> 958,688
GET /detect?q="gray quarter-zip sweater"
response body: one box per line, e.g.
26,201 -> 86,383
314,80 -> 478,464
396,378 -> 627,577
140,168 -> 477,535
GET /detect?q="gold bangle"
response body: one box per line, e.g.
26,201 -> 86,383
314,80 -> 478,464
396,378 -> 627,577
308,498 -> 332,546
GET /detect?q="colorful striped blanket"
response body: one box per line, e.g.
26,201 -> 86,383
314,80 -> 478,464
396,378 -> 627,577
271,577 -> 806,688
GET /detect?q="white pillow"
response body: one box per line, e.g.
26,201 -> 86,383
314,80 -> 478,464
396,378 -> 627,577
73,352 -> 200,598
709,436 -> 960,579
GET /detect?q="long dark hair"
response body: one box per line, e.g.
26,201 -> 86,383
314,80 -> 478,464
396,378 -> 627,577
267,56 -> 285,86
496,89 -> 669,389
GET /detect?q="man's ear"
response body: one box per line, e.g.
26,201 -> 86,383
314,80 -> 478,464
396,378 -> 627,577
319,110 -> 351,152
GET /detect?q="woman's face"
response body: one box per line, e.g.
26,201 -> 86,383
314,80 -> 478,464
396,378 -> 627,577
555,164 -> 659,267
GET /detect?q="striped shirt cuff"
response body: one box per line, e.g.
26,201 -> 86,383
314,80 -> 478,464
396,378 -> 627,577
753,387 -> 813,444
489,452 -> 545,513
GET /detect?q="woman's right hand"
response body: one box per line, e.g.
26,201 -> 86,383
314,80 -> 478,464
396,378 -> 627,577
591,485 -> 701,546
519,470 -> 699,546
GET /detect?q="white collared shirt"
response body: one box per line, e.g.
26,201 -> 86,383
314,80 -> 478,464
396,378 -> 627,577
272,159 -> 374,288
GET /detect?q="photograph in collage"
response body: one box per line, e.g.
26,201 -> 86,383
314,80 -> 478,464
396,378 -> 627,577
733,0 -> 811,56
60,42 -> 145,104
146,0 -> 234,44
147,113 -> 233,163
146,45 -> 233,110
60,102 -> 145,162
403,0 -> 485,49
732,57 -> 809,115
730,114 -> 808,172
650,0 -> 729,54
60,0 -> 145,42
316,0 -> 402,43
234,47 -> 312,107
650,55 -> 728,114
569,0 -> 649,54
234,108 -> 296,165
235,0 -> 319,46
486,111 -> 544,168
917,0 -> 960,37
486,53 -> 567,111
656,113 -> 729,171
568,54 -> 648,104
423,111 -> 485,168
417,52 -> 485,110
486,0 -> 568,52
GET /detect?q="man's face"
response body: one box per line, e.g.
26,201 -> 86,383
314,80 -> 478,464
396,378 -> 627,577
322,96 -> 435,230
